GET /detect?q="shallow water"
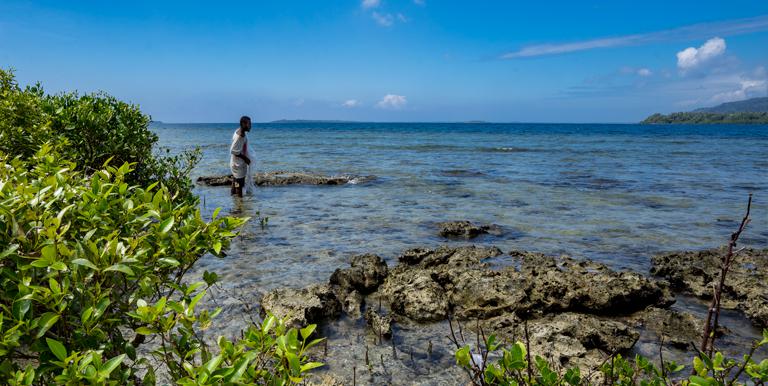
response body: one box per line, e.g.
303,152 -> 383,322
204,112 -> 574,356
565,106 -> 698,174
154,122 -> 768,384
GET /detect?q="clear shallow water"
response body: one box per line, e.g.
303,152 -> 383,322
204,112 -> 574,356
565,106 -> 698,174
154,122 -> 768,384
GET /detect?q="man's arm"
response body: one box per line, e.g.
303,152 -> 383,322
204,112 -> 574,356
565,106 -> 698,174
230,133 -> 251,164
236,153 -> 251,164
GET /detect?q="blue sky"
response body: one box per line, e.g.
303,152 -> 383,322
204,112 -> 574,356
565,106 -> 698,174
2,1 -> 768,122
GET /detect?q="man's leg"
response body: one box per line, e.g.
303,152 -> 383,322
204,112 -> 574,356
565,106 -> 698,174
233,177 -> 245,197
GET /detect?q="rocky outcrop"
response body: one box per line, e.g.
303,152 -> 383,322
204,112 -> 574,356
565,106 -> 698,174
196,171 -> 375,187
437,221 -> 501,239
365,309 -> 393,339
259,284 -> 341,328
481,313 -> 640,370
651,247 -> 768,326
517,251 -> 675,316
329,254 -> 388,295
382,246 -> 673,322
631,307 -> 702,349
340,290 -> 364,319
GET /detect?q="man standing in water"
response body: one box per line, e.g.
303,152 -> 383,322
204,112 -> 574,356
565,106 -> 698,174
230,116 -> 251,197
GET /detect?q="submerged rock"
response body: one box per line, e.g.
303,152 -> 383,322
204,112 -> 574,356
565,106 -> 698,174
329,253 -> 388,294
365,308 -> 393,339
259,284 -> 341,328
651,247 -> 768,326
437,220 -> 501,239
196,171 -> 375,187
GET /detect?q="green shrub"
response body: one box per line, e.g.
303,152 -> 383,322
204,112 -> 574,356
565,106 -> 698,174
0,147 -> 323,384
455,330 -> 768,385
0,69 -> 50,159
0,68 -> 200,202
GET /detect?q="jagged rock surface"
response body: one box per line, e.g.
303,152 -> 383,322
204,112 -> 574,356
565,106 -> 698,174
651,247 -> 768,326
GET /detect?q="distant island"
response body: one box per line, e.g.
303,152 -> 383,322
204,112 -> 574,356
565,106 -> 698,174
269,119 -> 358,123
642,97 -> 768,124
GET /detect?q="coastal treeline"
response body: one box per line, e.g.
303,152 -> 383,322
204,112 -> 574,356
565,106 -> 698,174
642,111 -> 768,124
0,68 -> 321,385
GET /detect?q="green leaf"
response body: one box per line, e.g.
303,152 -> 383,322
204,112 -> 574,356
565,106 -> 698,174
212,207 -> 221,220
72,258 -> 99,270
456,346 -> 471,367
0,244 -> 19,259
300,362 -> 324,373
50,261 -> 67,271
135,327 -> 154,335
100,354 -> 125,376
204,354 -> 223,374
41,245 -> 56,260
212,241 -> 222,254
689,375 -> 715,386
286,352 -> 300,375
158,217 -> 174,234
158,258 -> 180,267
104,264 -> 134,276
13,299 -> 31,320
300,324 -> 316,340
46,338 -> 67,361
36,313 -> 60,338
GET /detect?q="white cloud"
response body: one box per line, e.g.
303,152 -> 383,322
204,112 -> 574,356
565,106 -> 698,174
361,0 -> 380,9
501,15 -> 768,58
372,12 -> 393,27
414,0 -> 425,5
397,13 -> 408,23
342,99 -> 361,108
676,37 -> 726,71
376,94 -> 407,109
637,68 -> 652,77
709,76 -> 767,104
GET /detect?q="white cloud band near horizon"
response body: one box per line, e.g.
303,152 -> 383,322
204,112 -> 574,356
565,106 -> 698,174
501,15 -> 768,59
377,94 -> 407,109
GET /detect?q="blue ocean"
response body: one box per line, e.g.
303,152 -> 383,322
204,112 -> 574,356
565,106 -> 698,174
153,122 -> 768,384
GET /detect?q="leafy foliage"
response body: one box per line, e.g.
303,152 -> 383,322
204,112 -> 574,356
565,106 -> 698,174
0,147 -> 324,384
455,330 -> 768,385
0,68 -> 199,201
641,111 -> 768,124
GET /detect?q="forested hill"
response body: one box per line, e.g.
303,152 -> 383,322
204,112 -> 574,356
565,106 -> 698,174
642,97 -> 768,124
693,97 -> 768,113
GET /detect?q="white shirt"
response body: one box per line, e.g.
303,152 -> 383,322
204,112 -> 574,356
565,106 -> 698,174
229,129 -> 249,178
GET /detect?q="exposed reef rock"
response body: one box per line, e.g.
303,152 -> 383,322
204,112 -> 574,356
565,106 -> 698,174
437,220 -> 501,239
196,171 -> 375,187
263,245 -> 682,374
651,247 -> 768,326
365,308 -> 393,339
382,246 -> 672,322
480,312 -> 640,370
631,307 -> 702,349
259,284 -> 341,328
329,253 -> 388,295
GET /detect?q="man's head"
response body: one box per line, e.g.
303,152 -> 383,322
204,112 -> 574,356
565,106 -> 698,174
240,116 -> 252,132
